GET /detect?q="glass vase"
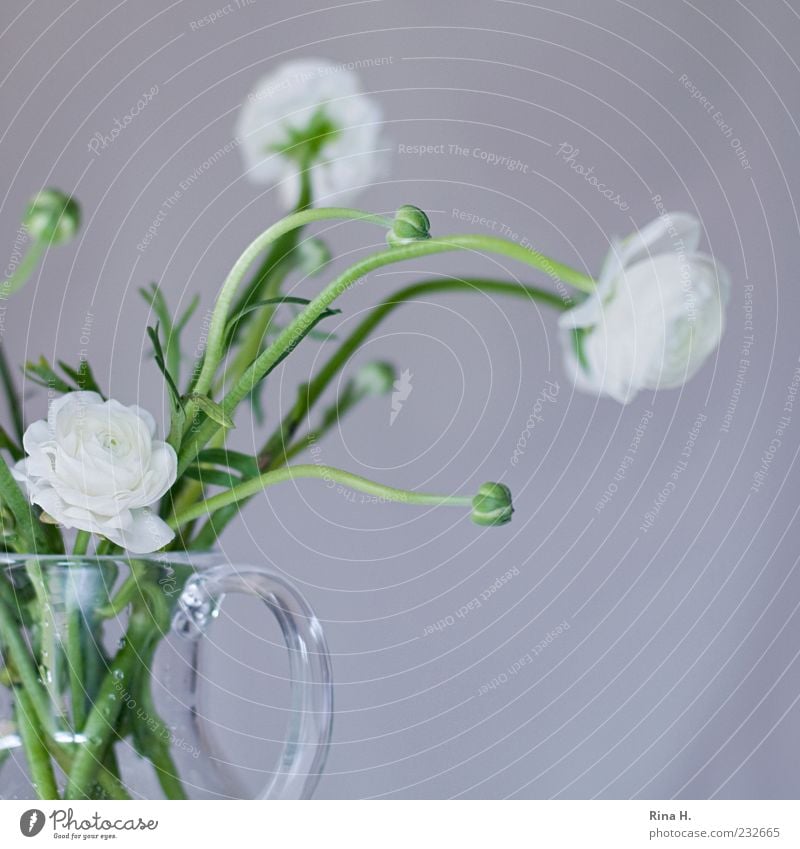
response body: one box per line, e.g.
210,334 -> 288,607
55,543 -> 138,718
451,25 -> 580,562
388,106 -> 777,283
0,553 -> 333,800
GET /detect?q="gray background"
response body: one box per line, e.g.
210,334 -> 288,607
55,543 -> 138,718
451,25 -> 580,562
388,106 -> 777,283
1,0 -> 799,799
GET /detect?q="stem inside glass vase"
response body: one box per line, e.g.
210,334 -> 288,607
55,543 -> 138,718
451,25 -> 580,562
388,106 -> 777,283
0,556 -> 198,800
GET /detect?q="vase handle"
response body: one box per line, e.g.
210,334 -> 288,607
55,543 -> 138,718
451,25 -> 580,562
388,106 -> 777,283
176,564 -> 333,799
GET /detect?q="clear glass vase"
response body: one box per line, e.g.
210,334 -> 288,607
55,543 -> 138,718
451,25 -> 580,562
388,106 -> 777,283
0,553 -> 333,800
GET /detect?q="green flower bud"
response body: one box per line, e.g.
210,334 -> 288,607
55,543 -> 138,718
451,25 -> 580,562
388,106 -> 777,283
471,482 -> 514,527
24,189 -> 80,245
295,237 -> 331,276
354,361 -> 396,397
386,204 -> 431,248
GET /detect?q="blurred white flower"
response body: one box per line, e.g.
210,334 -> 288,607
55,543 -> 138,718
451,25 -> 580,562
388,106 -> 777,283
559,213 -> 730,404
236,58 -> 386,207
13,392 -> 177,553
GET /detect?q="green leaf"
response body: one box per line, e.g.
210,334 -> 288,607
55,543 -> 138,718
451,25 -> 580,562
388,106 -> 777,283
139,282 -> 172,331
0,426 -> 23,462
24,357 -> 72,394
141,284 -> 200,386
57,360 -> 105,396
258,308 -> 345,387
23,356 -> 106,401
188,502 -> 240,550
174,294 -> 200,333
223,297 -> 340,349
196,448 -> 259,480
184,465 -> 241,489
146,325 -> 181,410
248,380 -> 267,426
185,394 -> 235,429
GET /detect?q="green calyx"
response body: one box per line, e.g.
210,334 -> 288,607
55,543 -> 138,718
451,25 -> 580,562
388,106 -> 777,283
24,189 -> 80,245
471,482 -> 514,527
269,107 -> 341,164
386,204 -> 431,247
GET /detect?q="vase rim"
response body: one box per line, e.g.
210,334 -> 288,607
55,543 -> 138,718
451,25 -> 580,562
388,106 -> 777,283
0,550 -> 221,568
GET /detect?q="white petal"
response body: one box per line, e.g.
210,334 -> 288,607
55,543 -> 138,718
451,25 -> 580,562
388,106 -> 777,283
124,441 -> 178,509
128,405 -> 158,438
639,253 -> 730,390
558,292 -> 603,330
47,391 -> 103,433
101,508 -> 174,554
237,58 -> 386,206
618,213 -> 701,270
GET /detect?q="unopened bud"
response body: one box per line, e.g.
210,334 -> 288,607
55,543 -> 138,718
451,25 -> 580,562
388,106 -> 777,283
24,189 -> 80,245
354,361 -> 396,397
386,204 -> 431,247
471,482 -> 514,527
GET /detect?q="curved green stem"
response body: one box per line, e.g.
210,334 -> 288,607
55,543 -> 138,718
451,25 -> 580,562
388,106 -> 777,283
168,464 -> 471,529
2,241 -> 45,298
94,574 -> 139,619
14,687 -> 59,799
188,206 -> 393,404
129,652 -> 187,800
179,236 -> 592,475
0,592 -> 54,735
187,276 -> 563,546
227,163 -> 314,336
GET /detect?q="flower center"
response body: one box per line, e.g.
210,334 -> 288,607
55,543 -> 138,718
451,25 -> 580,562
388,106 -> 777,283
97,430 -> 125,455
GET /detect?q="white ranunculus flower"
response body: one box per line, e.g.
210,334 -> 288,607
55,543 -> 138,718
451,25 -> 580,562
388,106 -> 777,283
559,213 -> 730,404
236,58 -> 386,207
12,392 -> 177,553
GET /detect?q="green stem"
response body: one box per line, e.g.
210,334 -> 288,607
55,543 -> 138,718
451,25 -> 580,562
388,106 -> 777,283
0,588 -> 54,735
95,539 -> 117,557
219,261 -> 292,396
14,687 -> 59,800
72,531 -> 90,556
94,574 -> 139,619
179,236 -> 592,476
65,567 -> 169,799
2,241 -> 45,298
188,206 -> 392,404
186,276 -> 561,545
23,558 -> 63,715
66,610 -> 86,730
47,738 -> 130,800
169,464 -> 472,529
0,454 -> 57,553
130,652 -> 188,800
64,615 -> 147,798
227,163 -> 314,336
0,344 -> 24,445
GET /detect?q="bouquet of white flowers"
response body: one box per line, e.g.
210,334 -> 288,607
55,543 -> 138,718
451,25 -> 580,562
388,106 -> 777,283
0,59 -> 728,800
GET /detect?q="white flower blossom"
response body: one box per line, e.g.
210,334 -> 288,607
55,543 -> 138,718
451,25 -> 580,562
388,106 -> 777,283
559,213 -> 730,404
236,58 -> 386,207
13,392 -> 177,553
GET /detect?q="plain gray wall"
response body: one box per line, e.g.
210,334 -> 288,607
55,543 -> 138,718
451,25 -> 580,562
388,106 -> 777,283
1,0 -> 799,799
